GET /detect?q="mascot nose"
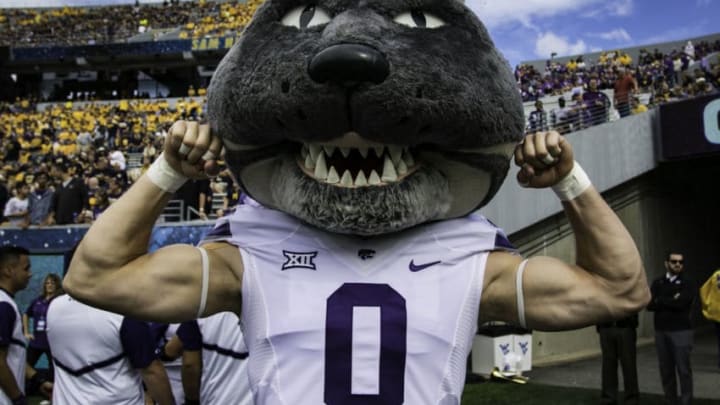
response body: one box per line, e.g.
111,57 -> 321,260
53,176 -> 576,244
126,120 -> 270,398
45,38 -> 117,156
308,44 -> 389,86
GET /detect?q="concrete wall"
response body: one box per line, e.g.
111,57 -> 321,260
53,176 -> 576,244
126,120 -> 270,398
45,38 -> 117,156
479,109 -> 720,365
483,109 -> 658,236
495,129 -> 720,365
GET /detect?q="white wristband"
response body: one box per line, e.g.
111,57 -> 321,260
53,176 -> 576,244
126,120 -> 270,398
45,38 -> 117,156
551,161 -> 592,201
146,153 -> 188,193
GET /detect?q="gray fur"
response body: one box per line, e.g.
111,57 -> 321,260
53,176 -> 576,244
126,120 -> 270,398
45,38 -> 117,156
207,0 -> 525,235
271,155 -> 452,235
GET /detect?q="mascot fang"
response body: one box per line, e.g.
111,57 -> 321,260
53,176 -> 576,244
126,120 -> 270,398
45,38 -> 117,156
208,0 -> 526,235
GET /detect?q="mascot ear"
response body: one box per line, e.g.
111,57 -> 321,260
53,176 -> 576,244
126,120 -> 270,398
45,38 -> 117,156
209,0 -> 525,235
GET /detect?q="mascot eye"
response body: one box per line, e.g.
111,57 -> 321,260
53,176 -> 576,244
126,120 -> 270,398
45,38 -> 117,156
281,5 -> 331,29
394,10 -> 445,29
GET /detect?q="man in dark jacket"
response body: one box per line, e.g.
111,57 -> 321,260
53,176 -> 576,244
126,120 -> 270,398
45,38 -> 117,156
647,251 -> 696,405
49,160 -> 88,225
0,171 -> 8,224
582,78 -> 610,127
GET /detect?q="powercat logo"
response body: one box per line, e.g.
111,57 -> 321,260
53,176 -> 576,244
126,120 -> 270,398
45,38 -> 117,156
705,98 -> 720,144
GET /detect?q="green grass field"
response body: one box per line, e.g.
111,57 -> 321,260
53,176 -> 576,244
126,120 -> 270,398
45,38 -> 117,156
461,380 -> 719,404
29,381 -> 719,404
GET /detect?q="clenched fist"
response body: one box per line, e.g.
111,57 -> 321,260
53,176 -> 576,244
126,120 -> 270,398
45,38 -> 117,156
514,131 -> 575,189
164,120 -> 224,179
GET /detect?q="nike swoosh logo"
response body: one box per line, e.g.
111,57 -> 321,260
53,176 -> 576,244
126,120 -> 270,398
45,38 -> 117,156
409,260 -> 442,272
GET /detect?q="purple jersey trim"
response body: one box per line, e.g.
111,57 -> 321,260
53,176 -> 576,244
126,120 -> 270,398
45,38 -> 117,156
494,231 -> 516,251
0,302 -> 17,348
53,353 -> 126,376
202,221 -> 232,242
119,318 -> 157,369
176,320 -> 202,351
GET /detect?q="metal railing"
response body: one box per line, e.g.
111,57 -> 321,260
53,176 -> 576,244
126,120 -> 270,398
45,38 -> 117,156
524,93 -> 651,135
161,199 -> 184,222
126,152 -> 144,170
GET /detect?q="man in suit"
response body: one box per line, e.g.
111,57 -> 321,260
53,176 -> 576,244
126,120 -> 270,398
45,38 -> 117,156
647,251 -> 696,405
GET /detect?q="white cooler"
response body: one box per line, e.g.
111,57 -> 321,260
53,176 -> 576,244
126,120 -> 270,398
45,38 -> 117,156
471,327 -> 532,376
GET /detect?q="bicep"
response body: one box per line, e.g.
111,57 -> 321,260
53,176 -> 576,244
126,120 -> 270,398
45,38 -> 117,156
68,242 -> 242,322
521,256 -> 616,330
482,252 -> 616,331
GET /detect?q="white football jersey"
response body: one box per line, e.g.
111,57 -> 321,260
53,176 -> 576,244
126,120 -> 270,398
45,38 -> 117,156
203,205 -> 515,405
178,312 -> 251,404
46,295 -> 151,405
0,290 -> 27,405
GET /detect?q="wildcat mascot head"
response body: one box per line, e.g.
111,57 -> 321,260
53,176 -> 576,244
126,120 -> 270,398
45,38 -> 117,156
208,0 -> 525,235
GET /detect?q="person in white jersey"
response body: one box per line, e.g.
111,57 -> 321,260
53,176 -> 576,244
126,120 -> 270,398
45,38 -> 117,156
47,288 -> 175,404
0,246 -> 52,405
168,312 -> 251,405
63,122 -> 650,404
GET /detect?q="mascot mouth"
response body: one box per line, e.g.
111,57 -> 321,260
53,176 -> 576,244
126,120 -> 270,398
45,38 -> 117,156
297,142 -> 417,188
222,132 -> 517,235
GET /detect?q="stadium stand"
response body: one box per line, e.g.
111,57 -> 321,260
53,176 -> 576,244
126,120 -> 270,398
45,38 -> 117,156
1,50 -> 715,227
0,0 -> 262,47
0,0 -> 718,227
0,96 -> 240,225
518,39 -> 720,133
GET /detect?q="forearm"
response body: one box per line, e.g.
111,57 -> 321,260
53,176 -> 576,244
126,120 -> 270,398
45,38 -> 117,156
0,361 -> 22,400
141,360 -> 176,405
654,297 -> 692,311
21,315 -> 30,336
198,193 -> 206,213
562,188 -> 649,303
65,176 -> 175,288
647,289 -> 658,311
181,351 -> 201,401
652,287 -> 695,311
6,212 -> 27,219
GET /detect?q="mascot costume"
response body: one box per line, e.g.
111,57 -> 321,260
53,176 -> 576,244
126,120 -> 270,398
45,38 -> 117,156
65,0 -> 649,404
204,1 -> 523,403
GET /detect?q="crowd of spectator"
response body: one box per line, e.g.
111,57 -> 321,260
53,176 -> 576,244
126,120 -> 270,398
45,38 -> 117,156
517,40 -> 720,103
0,97 -> 240,228
0,0 -> 262,47
179,0 -> 262,39
519,40 -> 720,133
1,1 -> 719,228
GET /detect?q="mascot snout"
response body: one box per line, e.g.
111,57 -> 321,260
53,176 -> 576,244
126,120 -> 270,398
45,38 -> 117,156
308,43 -> 390,85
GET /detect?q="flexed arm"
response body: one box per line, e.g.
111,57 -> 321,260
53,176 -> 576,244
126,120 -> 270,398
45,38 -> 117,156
481,131 -> 650,331
63,121 -> 243,322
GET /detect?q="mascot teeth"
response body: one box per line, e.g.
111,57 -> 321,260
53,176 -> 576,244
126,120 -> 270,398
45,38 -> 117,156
299,142 -> 416,188
381,156 -> 398,182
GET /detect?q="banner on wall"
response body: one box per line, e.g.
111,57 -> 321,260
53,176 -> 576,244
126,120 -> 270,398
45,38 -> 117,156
191,35 -> 239,51
12,40 -> 192,61
659,94 -> 720,161
0,223 -> 212,253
